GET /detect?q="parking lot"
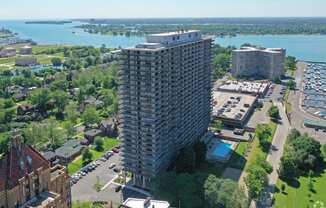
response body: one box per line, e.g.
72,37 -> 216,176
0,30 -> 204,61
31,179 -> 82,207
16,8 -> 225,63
71,151 -> 124,204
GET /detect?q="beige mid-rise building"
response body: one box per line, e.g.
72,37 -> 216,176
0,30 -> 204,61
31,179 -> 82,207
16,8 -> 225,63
231,46 -> 286,80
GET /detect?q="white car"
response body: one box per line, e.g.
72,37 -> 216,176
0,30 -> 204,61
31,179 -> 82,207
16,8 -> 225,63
109,163 -> 116,169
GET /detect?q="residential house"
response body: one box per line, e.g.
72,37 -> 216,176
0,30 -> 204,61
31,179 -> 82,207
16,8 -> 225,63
100,119 -> 118,137
84,129 -> 102,143
55,140 -> 85,165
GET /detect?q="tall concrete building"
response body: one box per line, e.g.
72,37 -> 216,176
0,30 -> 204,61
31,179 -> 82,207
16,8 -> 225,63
119,30 -> 212,188
231,47 -> 286,80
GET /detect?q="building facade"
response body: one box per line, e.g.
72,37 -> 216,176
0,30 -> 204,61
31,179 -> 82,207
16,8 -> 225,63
119,30 -> 212,188
0,133 -> 71,208
231,47 -> 286,80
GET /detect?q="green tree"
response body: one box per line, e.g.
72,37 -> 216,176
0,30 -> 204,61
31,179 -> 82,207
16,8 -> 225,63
256,124 -> 272,149
152,172 -> 178,204
279,148 -> 298,180
204,175 -> 249,208
23,122 -> 50,150
268,105 -> 280,120
285,56 -> 297,71
0,77 -> 11,98
286,80 -> 296,90
50,79 -> 68,91
52,90 -> 69,117
4,98 -> 14,108
291,134 -> 322,171
82,148 -> 93,164
212,119 -> 222,132
94,137 -> 104,151
82,106 -> 100,125
46,118 -> 67,150
65,102 -> 79,124
51,57 -> 62,66
0,133 -> 10,154
30,88 -> 52,113
245,165 -> 268,199
255,155 -> 273,174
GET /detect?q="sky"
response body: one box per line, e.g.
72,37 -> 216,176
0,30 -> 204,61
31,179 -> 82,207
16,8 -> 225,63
0,0 -> 325,19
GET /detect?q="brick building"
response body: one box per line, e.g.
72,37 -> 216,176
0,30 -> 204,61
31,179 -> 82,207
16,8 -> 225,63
0,132 -> 71,208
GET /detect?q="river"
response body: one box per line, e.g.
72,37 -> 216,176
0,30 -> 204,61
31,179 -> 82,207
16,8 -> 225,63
1,20 -> 326,62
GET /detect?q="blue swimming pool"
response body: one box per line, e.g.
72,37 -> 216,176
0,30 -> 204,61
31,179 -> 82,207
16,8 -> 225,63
212,142 -> 232,159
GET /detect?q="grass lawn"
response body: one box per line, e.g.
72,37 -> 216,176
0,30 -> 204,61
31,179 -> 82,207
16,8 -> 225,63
0,57 -> 15,64
229,141 -> 249,170
67,137 -> 120,175
72,201 -> 107,208
36,53 -> 64,64
274,163 -> 326,208
245,122 -> 277,170
32,45 -> 69,54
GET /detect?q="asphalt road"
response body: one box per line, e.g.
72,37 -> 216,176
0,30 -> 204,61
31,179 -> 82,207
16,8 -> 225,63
255,100 -> 290,208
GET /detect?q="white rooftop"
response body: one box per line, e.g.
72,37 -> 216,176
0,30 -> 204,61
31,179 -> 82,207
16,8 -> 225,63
123,198 -> 170,208
148,30 -> 200,37
234,46 -> 285,54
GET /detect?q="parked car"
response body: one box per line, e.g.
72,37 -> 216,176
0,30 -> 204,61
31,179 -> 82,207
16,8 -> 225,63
112,148 -> 119,153
115,185 -> 122,192
99,157 -> 107,162
109,163 -> 116,169
113,167 -> 121,173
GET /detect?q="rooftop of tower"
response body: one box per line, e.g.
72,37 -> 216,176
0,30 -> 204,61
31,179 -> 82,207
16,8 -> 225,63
132,30 -> 205,50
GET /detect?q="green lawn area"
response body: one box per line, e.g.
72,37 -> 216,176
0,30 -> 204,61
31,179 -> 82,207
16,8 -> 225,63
0,56 -> 15,64
32,45 -> 69,54
72,201 -> 107,208
229,141 -> 249,170
274,163 -> 326,208
67,137 -> 120,175
36,53 -> 64,65
245,122 -> 277,170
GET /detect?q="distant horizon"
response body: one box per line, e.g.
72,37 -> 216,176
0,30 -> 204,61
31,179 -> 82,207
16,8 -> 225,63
1,0 -> 325,20
1,16 -> 326,21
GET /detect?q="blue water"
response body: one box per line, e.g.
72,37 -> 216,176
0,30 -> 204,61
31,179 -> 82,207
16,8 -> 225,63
215,35 -> 326,62
0,20 -> 145,48
1,20 -> 326,61
212,142 -> 232,158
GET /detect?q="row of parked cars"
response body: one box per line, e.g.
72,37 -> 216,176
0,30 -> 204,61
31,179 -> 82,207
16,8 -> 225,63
70,145 -> 122,185
71,161 -> 101,184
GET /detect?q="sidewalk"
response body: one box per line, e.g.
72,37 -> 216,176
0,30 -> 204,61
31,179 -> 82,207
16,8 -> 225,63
258,101 -> 290,207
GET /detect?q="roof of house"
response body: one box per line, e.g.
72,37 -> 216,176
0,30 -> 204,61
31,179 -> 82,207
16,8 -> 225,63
0,134 -> 50,191
84,129 -> 102,137
41,151 -> 57,161
100,119 -> 114,128
55,140 -> 84,159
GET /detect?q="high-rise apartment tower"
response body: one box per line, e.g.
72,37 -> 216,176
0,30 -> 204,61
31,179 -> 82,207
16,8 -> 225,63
119,30 -> 212,188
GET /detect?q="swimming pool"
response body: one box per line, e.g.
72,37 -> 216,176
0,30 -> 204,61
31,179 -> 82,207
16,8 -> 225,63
212,142 -> 232,158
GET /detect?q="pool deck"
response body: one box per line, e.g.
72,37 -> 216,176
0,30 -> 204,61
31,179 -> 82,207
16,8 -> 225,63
206,139 -> 238,163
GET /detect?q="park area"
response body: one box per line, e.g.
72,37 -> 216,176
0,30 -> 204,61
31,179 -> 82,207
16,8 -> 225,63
273,129 -> 326,208
274,169 -> 326,208
68,137 -> 120,174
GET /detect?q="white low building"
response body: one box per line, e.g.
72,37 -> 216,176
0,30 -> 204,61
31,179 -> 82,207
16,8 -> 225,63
122,198 -> 170,208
